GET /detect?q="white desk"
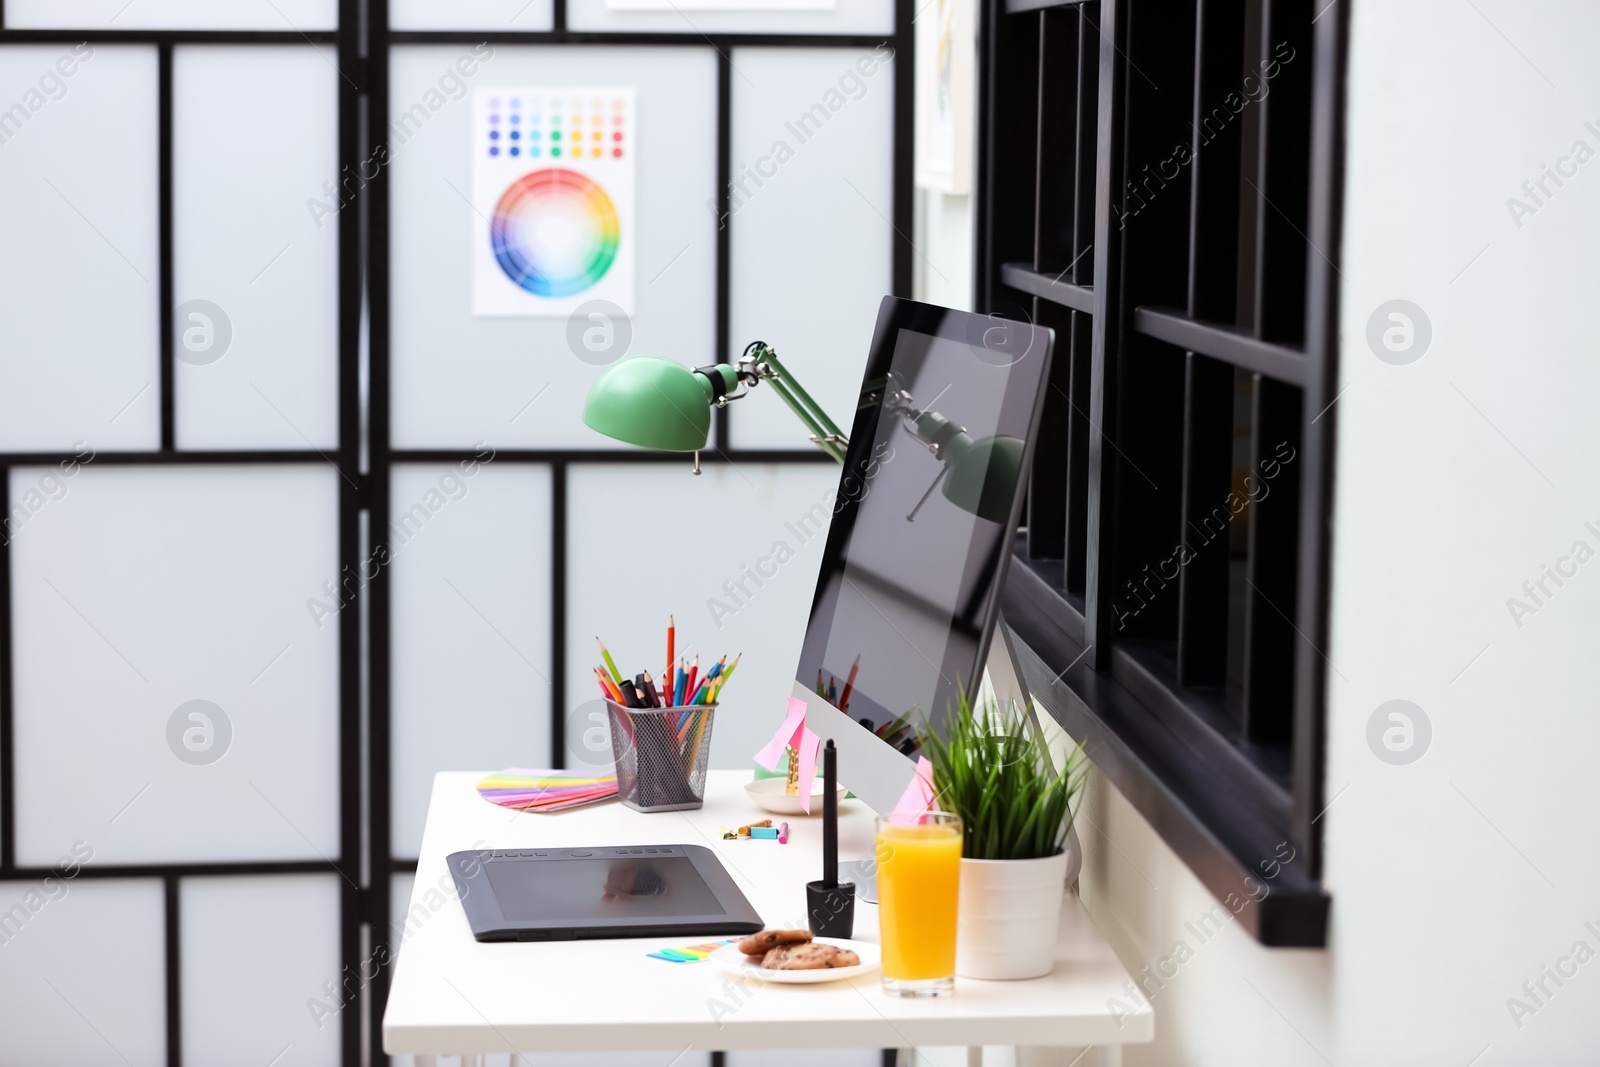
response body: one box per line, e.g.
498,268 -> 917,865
384,771 -> 1152,1063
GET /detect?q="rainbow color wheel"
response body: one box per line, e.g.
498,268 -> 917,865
490,168 -> 620,297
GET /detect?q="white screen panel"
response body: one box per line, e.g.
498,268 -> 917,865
0,878 -> 165,1066
0,45 -> 160,452
569,0 -> 892,37
391,0 -> 554,31
4,0 -> 336,30
181,875 -> 342,1067
390,462 -> 553,858
727,1053 -> 882,1067
566,463 -> 839,770
389,46 -> 717,450
9,465 -> 341,866
173,46 -> 340,451
728,47 -> 894,450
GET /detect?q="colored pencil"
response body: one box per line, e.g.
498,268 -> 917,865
684,655 -> 699,710
595,667 -> 623,703
666,615 -> 675,691
641,671 -> 661,708
597,637 -> 624,686
673,660 -> 687,706
839,654 -> 860,712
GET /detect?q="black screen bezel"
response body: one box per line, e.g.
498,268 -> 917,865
795,296 -> 1055,739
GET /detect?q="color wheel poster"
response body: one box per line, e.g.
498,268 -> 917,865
472,86 -> 636,317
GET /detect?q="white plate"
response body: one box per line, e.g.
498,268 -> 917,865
709,938 -> 880,984
744,777 -> 848,815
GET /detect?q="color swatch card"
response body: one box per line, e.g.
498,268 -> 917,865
472,87 -> 636,317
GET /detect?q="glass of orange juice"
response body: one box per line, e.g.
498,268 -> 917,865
874,811 -> 963,997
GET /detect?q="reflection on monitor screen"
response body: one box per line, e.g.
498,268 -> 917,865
797,300 -> 1053,789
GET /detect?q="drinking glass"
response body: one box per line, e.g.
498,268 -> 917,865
874,811 -> 963,997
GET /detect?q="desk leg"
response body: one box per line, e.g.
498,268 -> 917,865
459,1057 -> 485,1067
1092,1047 -> 1121,1067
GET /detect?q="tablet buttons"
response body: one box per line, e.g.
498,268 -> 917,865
565,849 -> 593,857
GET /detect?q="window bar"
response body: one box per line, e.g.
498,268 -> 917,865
158,44 -> 174,452
1290,0 -> 1347,871
1251,0 -> 1312,343
1081,0 -> 1127,668
1025,6 -> 1080,560
1061,2 -> 1097,597
1176,0 -> 1245,688
1240,373 -> 1301,741
1063,308 -> 1093,596
1174,353 -> 1233,686
1070,2 -> 1097,287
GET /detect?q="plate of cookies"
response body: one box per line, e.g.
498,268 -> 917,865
711,928 -> 880,984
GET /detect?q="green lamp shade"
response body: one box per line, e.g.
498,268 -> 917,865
582,356 -> 713,452
942,434 -> 1025,524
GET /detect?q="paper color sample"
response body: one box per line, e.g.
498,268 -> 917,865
472,87 -> 637,317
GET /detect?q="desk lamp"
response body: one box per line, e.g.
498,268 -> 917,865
581,342 -> 1022,523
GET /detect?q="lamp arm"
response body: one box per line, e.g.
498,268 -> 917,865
737,342 -> 849,464
765,375 -> 848,463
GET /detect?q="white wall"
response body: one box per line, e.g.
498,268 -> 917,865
1023,3 -> 1600,1065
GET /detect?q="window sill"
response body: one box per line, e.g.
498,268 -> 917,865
1000,550 -> 1330,947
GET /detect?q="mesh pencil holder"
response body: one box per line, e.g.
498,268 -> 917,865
605,701 -> 718,812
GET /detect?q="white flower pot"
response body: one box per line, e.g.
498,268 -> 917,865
956,849 -> 1070,980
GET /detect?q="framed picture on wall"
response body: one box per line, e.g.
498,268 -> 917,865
914,0 -> 974,195
472,86 -> 638,317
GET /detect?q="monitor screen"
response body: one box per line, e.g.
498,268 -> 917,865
795,298 -> 1053,785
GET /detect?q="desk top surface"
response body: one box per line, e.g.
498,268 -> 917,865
383,770 -> 1153,1054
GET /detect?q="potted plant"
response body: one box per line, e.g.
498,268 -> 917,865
919,691 -> 1085,980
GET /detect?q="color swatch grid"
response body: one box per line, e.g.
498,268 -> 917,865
486,94 -> 628,160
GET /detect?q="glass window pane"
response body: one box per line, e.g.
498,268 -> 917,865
9,465 -> 342,866
0,45 -> 159,452
565,463 -> 840,769
173,45 -> 340,451
181,875 -> 343,1067
0,878 -> 166,1066
390,462 -> 553,858
727,47 -> 895,450
389,46 -> 716,450
4,0 -> 337,30
391,0 -> 554,31
569,0 -> 892,37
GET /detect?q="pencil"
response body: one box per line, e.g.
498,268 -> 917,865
840,654 -> 860,712
595,667 -> 623,703
684,655 -> 699,710
595,668 -> 614,699
597,637 -> 624,686
666,615 -> 675,691
673,659 -> 687,706
716,652 -> 739,694
641,671 -> 661,708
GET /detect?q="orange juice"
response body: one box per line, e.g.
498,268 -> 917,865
875,814 -> 963,994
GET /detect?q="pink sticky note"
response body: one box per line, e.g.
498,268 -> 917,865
752,698 -> 823,813
891,756 -> 936,815
754,697 -> 808,771
794,726 -> 821,814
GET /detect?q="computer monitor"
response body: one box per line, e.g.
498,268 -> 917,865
793,296 -> 1054,813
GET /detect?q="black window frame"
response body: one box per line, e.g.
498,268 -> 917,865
975,0 -> 1344,947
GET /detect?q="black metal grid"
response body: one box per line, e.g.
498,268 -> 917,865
977,0 -> 1343,946
0,1 -> 913,1063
